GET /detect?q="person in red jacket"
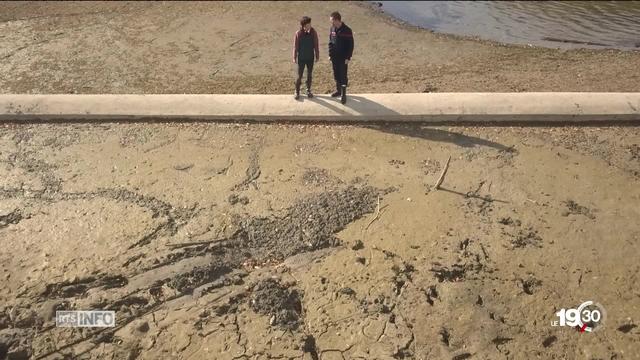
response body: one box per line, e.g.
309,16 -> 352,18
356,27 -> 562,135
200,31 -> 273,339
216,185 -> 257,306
293,16 -> 320,99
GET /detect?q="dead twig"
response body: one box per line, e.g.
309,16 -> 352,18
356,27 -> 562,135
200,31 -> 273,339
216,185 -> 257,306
434,156 -> 451,190
165,233 -> 237,249
229,35 -> 250,48
366,196 -> 386,230
166,240 -> 218,249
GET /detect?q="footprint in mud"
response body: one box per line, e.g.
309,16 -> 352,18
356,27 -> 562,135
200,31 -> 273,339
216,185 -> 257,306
421,158 -> 441,175
388,159 -> 405,168
424,285 -> 438,306
228,193 -> 249,205
432,239 -> 488,282
439,327 -> 451,346
519,277 -> 542,295
391,262 -> 415,295
510,227 -> 542,249
561,200 -> 596,219
498,217 -> 521,227
249,278 -> 303,330
628,144 -> 639,160
431,264 -> 467,283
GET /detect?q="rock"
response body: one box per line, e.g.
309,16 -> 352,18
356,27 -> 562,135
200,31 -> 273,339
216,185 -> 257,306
135,320 -> 150,333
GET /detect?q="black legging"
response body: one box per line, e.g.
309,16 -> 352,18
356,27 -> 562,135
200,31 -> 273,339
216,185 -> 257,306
331,59 -> 348,91
295,60 -> 314,90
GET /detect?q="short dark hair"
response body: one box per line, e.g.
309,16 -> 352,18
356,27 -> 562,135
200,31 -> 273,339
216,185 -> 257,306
330,11 -> 341,21
300,16 -> 311,27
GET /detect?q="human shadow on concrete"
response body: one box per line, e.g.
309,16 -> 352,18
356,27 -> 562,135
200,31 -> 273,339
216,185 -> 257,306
306,95 -> 512,151
305,94 -> 399,117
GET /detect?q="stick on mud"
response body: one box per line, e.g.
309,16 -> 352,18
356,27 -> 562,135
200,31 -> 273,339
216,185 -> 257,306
435,156 -> 451,190
366,196 -> 382,230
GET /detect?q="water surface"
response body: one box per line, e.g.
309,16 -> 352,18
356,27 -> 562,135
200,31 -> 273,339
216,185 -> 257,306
377,1 -> 640,50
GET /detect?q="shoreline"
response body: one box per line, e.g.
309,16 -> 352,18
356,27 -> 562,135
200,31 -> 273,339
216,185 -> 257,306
356,1 -> 640,55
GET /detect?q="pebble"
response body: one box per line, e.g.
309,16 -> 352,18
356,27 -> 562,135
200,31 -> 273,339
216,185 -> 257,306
136,320 -> 150,333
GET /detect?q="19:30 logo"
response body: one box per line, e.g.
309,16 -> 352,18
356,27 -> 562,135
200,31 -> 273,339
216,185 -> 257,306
552,301 -> 606,333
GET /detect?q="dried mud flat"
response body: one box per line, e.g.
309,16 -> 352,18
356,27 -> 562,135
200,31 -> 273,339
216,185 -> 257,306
0,123 -> 639,359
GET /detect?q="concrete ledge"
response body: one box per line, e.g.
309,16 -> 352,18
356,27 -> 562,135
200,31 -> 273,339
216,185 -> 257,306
0,93 -> 639,124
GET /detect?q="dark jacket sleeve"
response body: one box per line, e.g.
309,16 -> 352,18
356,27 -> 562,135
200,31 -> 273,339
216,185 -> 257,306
313,28 -> 320,60
344,27 -> 354,60
293,31 -> 300,61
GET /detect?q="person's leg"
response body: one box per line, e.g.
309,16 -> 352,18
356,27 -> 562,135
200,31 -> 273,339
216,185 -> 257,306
306,61 -> 314,97
343,63 -> 348,88
340,62 -> 348,104
295,62 -> 304,99
331,60 -> 341,97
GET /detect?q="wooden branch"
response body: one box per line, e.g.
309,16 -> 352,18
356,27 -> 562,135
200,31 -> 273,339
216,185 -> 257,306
435,156 -> 451,190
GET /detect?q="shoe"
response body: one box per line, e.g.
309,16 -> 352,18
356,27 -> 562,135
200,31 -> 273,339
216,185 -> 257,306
331,91 -> 341,97
294,86 -> 300,100
340,85 -> 347,104
306,89 -> 314,98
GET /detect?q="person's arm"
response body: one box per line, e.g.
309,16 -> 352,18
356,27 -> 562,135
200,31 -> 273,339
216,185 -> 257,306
328,27 -> 333,59
345,28 -> 354,60
313,29 -> 320,61
293,31 -> 299,62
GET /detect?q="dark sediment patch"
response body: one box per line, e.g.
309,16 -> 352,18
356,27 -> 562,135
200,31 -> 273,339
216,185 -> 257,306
301,167 -> 340,186
167,264 -> 235,294
41,274 -> 128,299
542,335 -> 557,348
21,185 -> 379,356
617,323 -> 637,333
0,209 -> 23,228
236,186 -> 378,261
249,279 -> 303,330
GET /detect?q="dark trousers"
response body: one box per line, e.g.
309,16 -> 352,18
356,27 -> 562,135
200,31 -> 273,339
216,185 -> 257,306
295,60 -> 314,90
331,59 -> 348,91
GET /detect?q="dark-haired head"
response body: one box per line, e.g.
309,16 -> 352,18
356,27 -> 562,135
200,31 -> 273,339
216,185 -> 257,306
330,11 -> 342,27
300,16 -> 312,31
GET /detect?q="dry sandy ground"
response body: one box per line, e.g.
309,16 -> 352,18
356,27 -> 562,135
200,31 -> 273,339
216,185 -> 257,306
1,123 -> 639,359
1,2 -> 640,360
0,1 -> 639,94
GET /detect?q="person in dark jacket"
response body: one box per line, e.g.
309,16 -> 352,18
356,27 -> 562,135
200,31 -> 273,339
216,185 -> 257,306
293,16 -> 319,99
328,11 -> 354,104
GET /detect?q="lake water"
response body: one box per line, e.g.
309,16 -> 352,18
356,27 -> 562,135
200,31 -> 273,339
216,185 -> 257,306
376,1 -> 640,50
